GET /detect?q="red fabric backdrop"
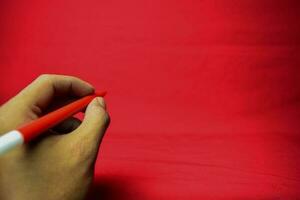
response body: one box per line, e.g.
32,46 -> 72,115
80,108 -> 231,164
1,0 -> 300,199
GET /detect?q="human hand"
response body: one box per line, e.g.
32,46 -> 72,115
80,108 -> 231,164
0,74 -> 110,200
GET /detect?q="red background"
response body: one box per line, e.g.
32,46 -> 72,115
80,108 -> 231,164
1,0 -> 300,199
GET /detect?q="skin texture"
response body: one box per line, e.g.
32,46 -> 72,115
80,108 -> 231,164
0,74 -> 110,200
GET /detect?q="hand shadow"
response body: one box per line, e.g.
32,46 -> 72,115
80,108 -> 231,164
86,175 -> 146,200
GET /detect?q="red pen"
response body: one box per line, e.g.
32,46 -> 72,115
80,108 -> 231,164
0,91 -> 106,155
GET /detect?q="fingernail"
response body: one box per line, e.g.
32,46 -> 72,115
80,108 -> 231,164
96,97 -> 106,109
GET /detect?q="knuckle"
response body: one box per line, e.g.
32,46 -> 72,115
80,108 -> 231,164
62,75 -> 80,83
98,109 -> 110,126
64,75 -> 75,82
104,112 -> 111,126
36,74 -> 53,83
38,74 -> 51,79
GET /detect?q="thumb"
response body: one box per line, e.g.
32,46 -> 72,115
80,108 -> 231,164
72,97 -> 110,148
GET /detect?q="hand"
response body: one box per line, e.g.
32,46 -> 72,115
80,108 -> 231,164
0,74 -> 110,200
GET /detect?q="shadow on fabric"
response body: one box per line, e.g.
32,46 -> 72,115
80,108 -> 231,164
86,175 -> 146,200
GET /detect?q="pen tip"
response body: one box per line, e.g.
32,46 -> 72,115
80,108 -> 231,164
95,91 -> 107,97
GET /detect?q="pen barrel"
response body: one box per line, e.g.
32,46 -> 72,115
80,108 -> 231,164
19,95 -> 98,142
0,91 -> 106,155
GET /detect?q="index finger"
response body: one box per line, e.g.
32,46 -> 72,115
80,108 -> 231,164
17,74 -> 95,110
